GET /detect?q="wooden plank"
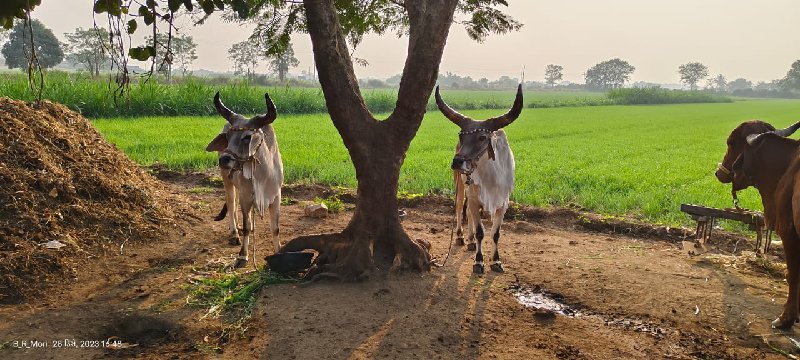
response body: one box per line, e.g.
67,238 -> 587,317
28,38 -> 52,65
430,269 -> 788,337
680,204 -> 764,226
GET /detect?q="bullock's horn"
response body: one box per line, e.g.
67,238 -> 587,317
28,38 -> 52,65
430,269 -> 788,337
745,133 -> 763,145
774,120 -> 800,137
484,84 -> 524,131
214,91 -> 235,121
253,93 -> 278,127
747,120 -> 800,145
435,85 -> 469,127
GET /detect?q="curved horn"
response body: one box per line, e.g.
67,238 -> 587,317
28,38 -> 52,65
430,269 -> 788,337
746,133 -> 764,145
252,93 -> 278,128
213,91 -> 235,122
774,120 -> 800,137
747,120 -> 800,145
484,84 -> 524,131
435,85 -> 469,127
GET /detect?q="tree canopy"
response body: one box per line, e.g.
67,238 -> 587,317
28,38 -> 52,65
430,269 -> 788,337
781,60 -> 800,92
1,18 -> 63,70
64,27 -> 110,76
268,42 -> 299,82
678,62 -> 709,91
228,38 -> 262,81
585,58 -> 635,90
146,33 -> 198,78
544,64 -> 563,87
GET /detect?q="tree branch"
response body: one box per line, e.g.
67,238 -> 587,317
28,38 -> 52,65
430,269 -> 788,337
303,0 -> 372,137
387,0 -> 459,139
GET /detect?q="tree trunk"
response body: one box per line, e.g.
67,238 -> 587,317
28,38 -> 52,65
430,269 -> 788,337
280,0 -> 457,280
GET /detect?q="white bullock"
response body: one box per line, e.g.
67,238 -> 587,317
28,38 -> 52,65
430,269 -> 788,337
436,84 -> 523,274
205,92 -> 284,268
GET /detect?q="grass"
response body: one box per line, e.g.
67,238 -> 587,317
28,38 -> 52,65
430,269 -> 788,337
185,269 -> 292,322
184,268 -> 294,346
92,99 -> 800,227
0,71 -> 607,117
608,87 -> 732,105
315,194 -> 344,213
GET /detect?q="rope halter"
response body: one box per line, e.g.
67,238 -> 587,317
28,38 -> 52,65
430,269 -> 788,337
457,129 -> 495,185
223,127 -> 265,177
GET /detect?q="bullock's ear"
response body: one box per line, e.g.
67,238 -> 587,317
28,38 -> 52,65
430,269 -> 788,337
248,131 -> 264,155
206,133 -> 228,152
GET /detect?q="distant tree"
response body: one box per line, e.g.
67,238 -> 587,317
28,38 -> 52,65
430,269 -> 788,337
1,19 -> 63,70
710,74 -> 726,92
780,60 -> 800,92
728,78 -> 753,92
63,27 -> 109,77
544,64 -> 563,87
147,33 -> 197,80
493,75 -> 518,89
228,39 -> 262,81
678,62 -> 709,91
170,35 -> 198,76
584,58 -> 635,90
478,77 -> 489,89
268,42 -> 299,82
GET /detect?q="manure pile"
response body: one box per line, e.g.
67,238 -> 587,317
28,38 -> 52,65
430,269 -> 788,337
0,98 -> 182,303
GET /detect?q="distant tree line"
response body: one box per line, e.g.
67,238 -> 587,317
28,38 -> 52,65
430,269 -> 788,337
3,18 -> 800,98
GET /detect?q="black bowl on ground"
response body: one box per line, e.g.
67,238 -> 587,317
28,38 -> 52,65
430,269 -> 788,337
265,251 -> 315,275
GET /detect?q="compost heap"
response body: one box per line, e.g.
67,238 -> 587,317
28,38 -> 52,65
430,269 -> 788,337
0,98 -> 181,303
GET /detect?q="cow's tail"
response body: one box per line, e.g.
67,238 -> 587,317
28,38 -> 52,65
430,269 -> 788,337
214,203 -> 227,221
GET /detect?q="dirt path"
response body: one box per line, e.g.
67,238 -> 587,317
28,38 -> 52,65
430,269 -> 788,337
0,173 -> 797,359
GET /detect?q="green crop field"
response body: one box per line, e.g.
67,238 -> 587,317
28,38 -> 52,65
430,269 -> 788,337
0,71 -> 608,117
92,99 -> 800,226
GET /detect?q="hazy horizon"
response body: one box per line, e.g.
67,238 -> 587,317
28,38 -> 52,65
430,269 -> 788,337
19,0 -> 800,84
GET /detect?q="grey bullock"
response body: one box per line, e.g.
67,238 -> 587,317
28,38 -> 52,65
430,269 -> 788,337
437,84 -> 523,274
205,92 -> 284,268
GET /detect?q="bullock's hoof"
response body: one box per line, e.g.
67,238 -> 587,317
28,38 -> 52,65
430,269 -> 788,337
466,243 -> 477,251
490,263 -> 504,273
771,316 -> 798,329
472,263 -> 485,274
228,236 -> 241,246
233,257 -> 248,269
455,237 -> 465,246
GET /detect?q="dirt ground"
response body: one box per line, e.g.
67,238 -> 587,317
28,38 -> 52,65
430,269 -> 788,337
1,171 -> 799,360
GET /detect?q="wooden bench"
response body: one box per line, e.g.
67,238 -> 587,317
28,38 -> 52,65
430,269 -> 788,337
679,204 -> 772,255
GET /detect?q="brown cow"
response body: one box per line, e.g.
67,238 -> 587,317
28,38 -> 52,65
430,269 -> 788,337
717,120 -> 800,328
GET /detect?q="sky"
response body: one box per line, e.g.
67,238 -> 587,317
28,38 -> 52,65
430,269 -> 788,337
25,0 -> 800,84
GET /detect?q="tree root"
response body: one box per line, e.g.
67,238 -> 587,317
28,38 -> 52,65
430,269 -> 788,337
278,229 -> 431,281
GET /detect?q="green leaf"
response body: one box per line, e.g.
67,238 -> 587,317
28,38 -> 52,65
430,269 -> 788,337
127,19 -> 137,34
1,17 -> 13,30
93,0 -> 107,14
231,0 -> 248,18
201,0 -> 215,15
213,0 -> 224,10
182,0 -> 194,12
129,46 -> 155,61
167,0 -> 182,12
95,0 -> 123,16
139,6 -> 155,25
